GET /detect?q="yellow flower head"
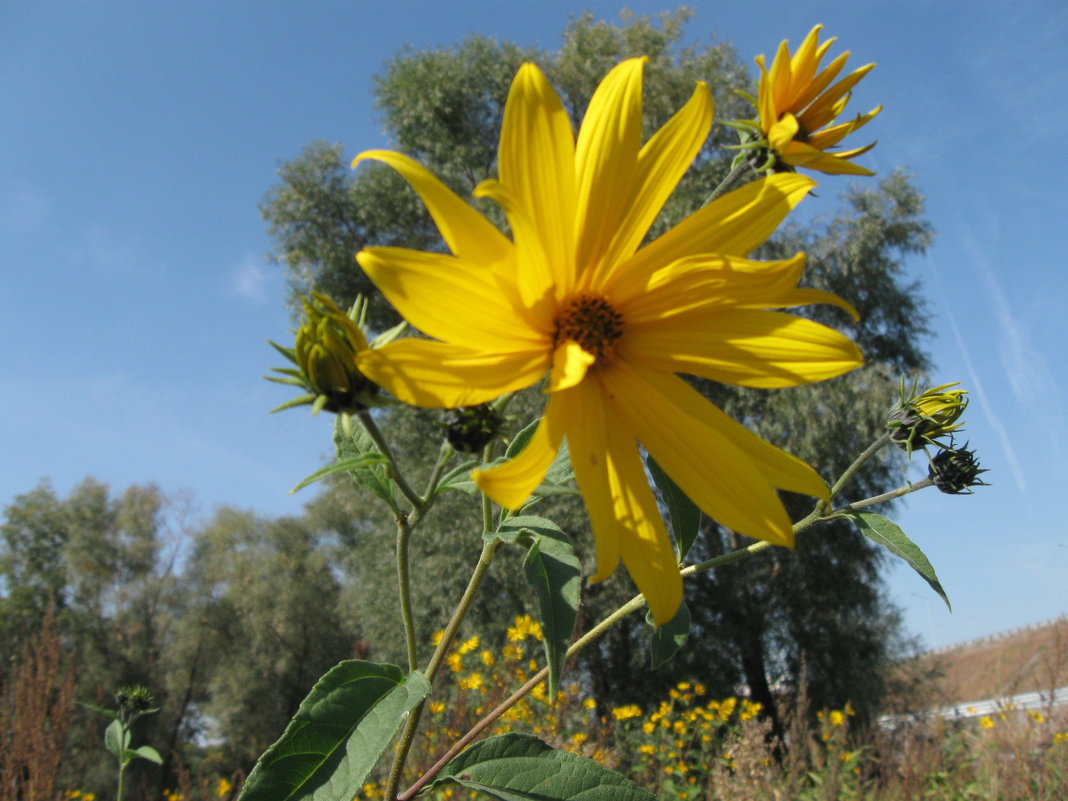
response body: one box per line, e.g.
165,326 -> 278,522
888,380 -> 969,454
353,58 -> 862,624
612,703 -> 644,721
980,715 -> 995,729
755,25 -> 881,175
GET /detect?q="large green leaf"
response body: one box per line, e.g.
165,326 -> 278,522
429,733 -> 658,801
333,417 -> 398,511
646,456 -> 700,560
647,602 -> 691,669
842,511 -> 951,611
238,661 -> 430,801
497,516 -> 581,696
104,720 -> 129,762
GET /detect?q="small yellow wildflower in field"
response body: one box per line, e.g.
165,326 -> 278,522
612,704 -> 643,721
829,709 -> 845,726
980,715 -> 996,729
215,777 -> 232,797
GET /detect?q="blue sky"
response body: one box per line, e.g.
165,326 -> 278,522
2,1 -> 1065,650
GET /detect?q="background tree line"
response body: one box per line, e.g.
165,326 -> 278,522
2,9 -> 937,798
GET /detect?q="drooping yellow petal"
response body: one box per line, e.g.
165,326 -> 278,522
561,381 -> 619,580
586,80 -> 713,291
352,150 -> 513,268
357,339 -> 548,408
601,363 -> 794,547
778,141 -> 875,176
601,424 -> 683,627
622,308 -> 863,388
607,173 -> 814,300
357,247 -> 546,351
497,63 -> 576,297
474,396 -> 569,509
548,340 -> 595,392
631,367 -> 829,501
574,58 -> 644,283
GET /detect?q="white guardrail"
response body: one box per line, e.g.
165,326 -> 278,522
880,685 -> 1068,729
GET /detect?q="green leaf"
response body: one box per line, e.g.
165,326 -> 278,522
646,456 -> 700,560
842,511 -> 951,611
238,661 -> 430,801
289,453 -> 389,494
433,459 -> 481,496
77,701 -> 117,720
498,516 -> 581,696
647,602 -> 691,669
429,733 -> 658,801
104,719 -> 130,762
128,745 -> 163,765
333,417 -> 398,511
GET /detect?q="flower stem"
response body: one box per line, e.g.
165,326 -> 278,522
703,160 -> 754,205
357,408 -> 425,512
829,432 -> 892,501
827,476 -> 935,514
395,515 -> 418,673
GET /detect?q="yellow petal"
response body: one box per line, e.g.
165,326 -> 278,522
622,308 -> 863,388
352,150 -> 513,268
574,58 -> 644,283
587,80 -> 713,291
474,397 -> 568,509
602,363 -> 794,546
561,381 -> 620,578
607,174 -> 815,299
498,63 -> 576,290
630,367 -> 829,501
357,247 -> 546,351
548,340 -> 595,392
779,141 -> 875,176
798,63 -> 875,132
601,421 -> 683,626
357,339 -> 547,408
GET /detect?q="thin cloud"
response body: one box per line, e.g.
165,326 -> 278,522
231,256 -> 275,302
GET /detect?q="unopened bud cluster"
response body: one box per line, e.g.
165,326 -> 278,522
928,444 -> 988,495
887,381 -> 968,455
268,293 -> 379,417
442,405 -> 502,453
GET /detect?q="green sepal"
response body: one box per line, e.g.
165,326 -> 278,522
269,394 -> 318,414
840,511 -> 951,611
433,459 -> 482,496
289,453 -> 390,494
645,456 -> 700,560
427,733 -> 658,801
267,339 -> 299,365
333,417 -> 398,512
237,661 -> 430,801
495,516 -> 581,696
646,602 -> 691,669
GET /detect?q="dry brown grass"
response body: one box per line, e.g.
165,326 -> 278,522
0,605 -> 76,801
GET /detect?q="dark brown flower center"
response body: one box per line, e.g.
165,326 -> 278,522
552,294 -> 623,363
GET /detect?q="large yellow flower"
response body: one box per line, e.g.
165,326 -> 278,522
757,25 -> 882,176
352,59 -> 862,624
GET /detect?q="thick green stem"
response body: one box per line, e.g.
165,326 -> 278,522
385,538 -> 501,800
829,432 -> 892,501
828,476 -> 934,514
421,441 -> 455,503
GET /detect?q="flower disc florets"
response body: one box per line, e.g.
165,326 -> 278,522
552,295 -> 623,365
928,443 -> 988,495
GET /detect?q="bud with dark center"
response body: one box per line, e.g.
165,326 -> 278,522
928,443 -> 988,495
443,405 -> 502,453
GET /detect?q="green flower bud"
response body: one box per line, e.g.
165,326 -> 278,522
928,443 -> 988,495
268,293 -> 379,417
116,685 -> 155,714
888,380 -> 968,454
442,405 -> 502,453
